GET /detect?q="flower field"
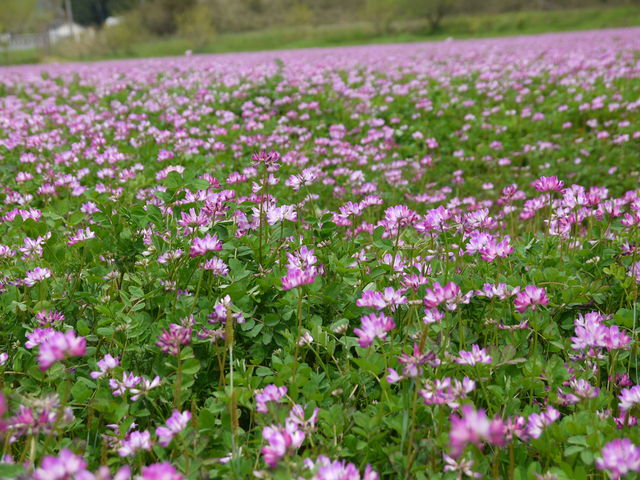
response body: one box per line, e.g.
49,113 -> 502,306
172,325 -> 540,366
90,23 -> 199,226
1,27 -> 640,479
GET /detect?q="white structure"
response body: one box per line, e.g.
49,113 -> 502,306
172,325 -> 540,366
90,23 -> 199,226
48,21 -> 85,42
104,16 -> 122,27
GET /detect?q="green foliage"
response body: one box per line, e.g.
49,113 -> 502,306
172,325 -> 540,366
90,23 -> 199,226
177,4 -> 216,49
1,19 -> 640,480
0,0 -> 40,34
364,0 -> 400,34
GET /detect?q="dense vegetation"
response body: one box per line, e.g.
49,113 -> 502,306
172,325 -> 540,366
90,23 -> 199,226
1,28 -> 640,479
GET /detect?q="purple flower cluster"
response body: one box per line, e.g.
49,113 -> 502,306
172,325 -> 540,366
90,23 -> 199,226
281,246 -> 319,290
571,311 -> 631,353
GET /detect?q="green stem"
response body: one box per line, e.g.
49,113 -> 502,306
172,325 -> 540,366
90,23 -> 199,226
174,354 -> 183,408
43,367 -> 72,453
292,288 -> 304,380
476,365 -> 493,413
405,378 -> 421,475
189,270 -> 205,316
225,306 -> 238,460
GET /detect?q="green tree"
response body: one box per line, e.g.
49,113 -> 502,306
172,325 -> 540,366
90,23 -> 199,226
364,0 -> 400,34
402,0 -> 459,32
0,0 -> 39,34
139,0 -> 195,36
177,3 -> 216,48
285,1 -> 314,26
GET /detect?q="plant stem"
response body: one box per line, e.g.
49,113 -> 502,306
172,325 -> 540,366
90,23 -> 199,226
292,287 -> 304,380
405,378 -> 421,476
174,354 -> 183,408
225,306 -> 238,460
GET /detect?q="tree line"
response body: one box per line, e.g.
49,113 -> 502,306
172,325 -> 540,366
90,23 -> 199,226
1,0 -> 637,42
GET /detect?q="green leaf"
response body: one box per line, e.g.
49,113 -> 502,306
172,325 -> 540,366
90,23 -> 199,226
166,171 -> 184,189
71,380 -> 92,403
68,211 -> 86,225
0,464 -> 26,477
77,319 -> 90,336
229,258 -> 250,280
191,179 -> 211,190
613,308 -> 634,328
182,358 -> 201,375
128,286 -> 145,299
255,366 -> 274,376
580,449 -> 594,465
564,445 -> 584,457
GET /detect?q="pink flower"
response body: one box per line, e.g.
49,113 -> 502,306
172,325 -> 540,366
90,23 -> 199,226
286,246 -> 317,270
208,295 -> 245,324
382,205 -> 419,230
605,325 -> 632,350
261,423 -> 304,468
420,377 -> 475,408
90,354 -> 119,379
356,287 -> 407,311
38,330 -> 86,370
33,449 -> 93,480
281,267 -> 317,290
156,321 -> 192,355
24,267 -> 52,287
67,227 -> 95,246
629,262 -> 640,283
281,247 -> 320,290
156,410 -> 192,447
475,283 -> 517,300
557,378 -> 599,405
571,311 -> 630,353
201,257 -> 229,276
267,205 -> 297,225
0,244 -> 14,259
465,231 -> 513,261
189,234 -> 222,257
443,454 -> 482,479
138,462 -> 184,480
252,149 -> 281,169
527,406 -> 560,439
255,384 -> 288,413
455,345 -> 492,366
423,282 -> 472,311
178,208 -> 209,228
449,405 -> 505,458
35,309 -> 65,326
130,375 -> 161,401
287,404 -> 319,433
422,308 -> 445,324
26,328 -> 56,349
532,176 -> 564,193
356,290 -> 387,310
619,385 -> 640,412
118,430 -> 151,457
109,372 -> 141,397
309,455 -> 379,480
513,285 -> 549,313
596,439 -> 640,480
354,313 -> 395,348
20,235 -> 49,259
396,343 -> 440,378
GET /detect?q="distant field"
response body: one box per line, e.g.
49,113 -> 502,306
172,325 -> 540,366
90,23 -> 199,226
1,5 -> 640,65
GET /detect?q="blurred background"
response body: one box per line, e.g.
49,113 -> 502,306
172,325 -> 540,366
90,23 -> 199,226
1,0 -> 640,65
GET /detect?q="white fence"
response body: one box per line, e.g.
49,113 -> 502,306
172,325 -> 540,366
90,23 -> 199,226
0,32 -> 47,51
